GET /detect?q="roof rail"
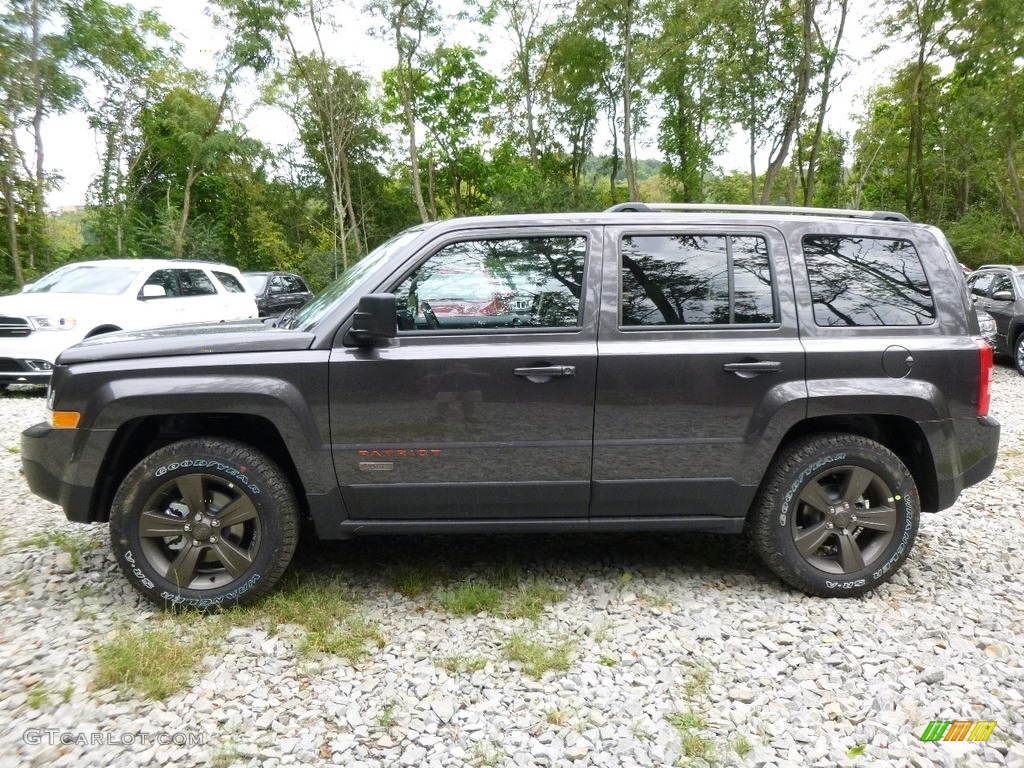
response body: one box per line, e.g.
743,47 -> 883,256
604,202 -> 911,222
976,264 -> 1021,270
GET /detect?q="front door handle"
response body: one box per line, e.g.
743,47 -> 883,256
723,360 -> 782,378
514,365 -> 576,382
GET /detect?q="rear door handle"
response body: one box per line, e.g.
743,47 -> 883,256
514,365 -> 576,382
723,360 -> 782,377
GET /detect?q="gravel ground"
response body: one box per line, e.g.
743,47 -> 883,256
0,367 -> 1022,768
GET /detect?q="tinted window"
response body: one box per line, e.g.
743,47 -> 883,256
804,235 -> 935,327
214,271 -> 246,293
242,274 -> 269,294
284,275 -> 307,292
143,269 -> 180,298
269,276 -> 288,295
991,274 -> 1015,299
968,273 -> 994,298
394,236 -> 587,331
620,235 -> 774,326
177,269 -> 217,297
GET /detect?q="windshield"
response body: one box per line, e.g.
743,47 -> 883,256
242,274 -> 269,293
26,264 -> 142,295
288,227 -> 426,331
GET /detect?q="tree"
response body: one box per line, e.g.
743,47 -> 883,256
880,0 -> 951,218
367,0 -> 441,223
166,0 -> 293,258
650,0 -> 731,201
66,0 -> 174,258
411,45 -> 497,217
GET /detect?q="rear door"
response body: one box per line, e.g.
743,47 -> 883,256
329,226 -> 602,520
592,225 -> 806,521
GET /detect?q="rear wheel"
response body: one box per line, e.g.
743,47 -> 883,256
748,433 -> 919,597
1014,331 -> 1024,375
109,438 -> 299,608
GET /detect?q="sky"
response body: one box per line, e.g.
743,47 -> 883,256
43,1 -> 900,209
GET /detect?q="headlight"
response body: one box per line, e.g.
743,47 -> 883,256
28,315 -> 77,331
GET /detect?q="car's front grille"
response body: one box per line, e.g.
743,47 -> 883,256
0,316 -> 31,338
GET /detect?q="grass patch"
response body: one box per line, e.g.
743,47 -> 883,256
599,655 -> 617,667
504,631 -> 574,679
546,708 -> 572,726
207,740 -> 242,768
93,625 -> 209,699
683,665 -> 712,699
439,581 -> 502,616
6,445 -> 18,454
19,529 -> 93,568
504,581 -> 564,621
667,710 -> 717,762
298,616 -> 385,662
440,654 -> 488,674
391,565 -> 441,597
375,702 -> 397,729
469,739 -> 506,767
222,575 -> 384,662
435,576 -> 564,620
732,733 -> 753,758
27,686 -> 49,708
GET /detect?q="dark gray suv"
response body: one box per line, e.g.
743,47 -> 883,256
21,204 -> 1000,607
967,264 -> 1024,373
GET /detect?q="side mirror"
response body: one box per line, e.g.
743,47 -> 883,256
141,284 -> 166,299
347,293 -> 397,346
992,290 -> 1014,302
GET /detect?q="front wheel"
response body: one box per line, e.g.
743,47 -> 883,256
109,438 -> 299,608
1014,332 -> 1024,375
748,433 -> 919,597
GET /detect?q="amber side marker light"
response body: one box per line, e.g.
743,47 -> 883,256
50,411 -> 81,429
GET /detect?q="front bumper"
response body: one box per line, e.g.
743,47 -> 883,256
0,359 -> 54,384
21,422 -> 103,523
0,334 -> 72,383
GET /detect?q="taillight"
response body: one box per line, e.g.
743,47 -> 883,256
977,339 -> 993,416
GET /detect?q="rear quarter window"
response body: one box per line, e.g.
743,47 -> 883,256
214,271 -> 246,293
803,235 -> 935,327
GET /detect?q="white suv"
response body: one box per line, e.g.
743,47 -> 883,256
0,259 -> 257,387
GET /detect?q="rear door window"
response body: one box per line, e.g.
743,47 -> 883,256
619,234 -> 775,326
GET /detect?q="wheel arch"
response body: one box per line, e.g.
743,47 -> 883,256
85,325 -> 122,338
90,413 -> 308,523
773,415 -> 939,512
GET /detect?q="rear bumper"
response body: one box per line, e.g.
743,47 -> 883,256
934,415 -> 1000,511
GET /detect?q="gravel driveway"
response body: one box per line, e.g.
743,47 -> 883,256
0,367 -> 1022,768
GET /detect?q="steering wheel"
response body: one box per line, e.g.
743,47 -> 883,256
420,301 -> 441,329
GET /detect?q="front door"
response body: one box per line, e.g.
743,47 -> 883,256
329,227 -> 601,520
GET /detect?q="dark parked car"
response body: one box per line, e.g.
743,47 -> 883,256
22,204 -> 999,607
967,264 -> 1024,373
241,271 -> 313,317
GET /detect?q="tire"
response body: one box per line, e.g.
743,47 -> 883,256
1014,332 -> 1024,375
748,433 -> 920,598
109,438 -> 299,609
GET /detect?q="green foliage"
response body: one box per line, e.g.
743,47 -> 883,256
503,631 -> 574,678
93,625 -> 208,699
438,581 -> 503,615
4,0 -> 1022,295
